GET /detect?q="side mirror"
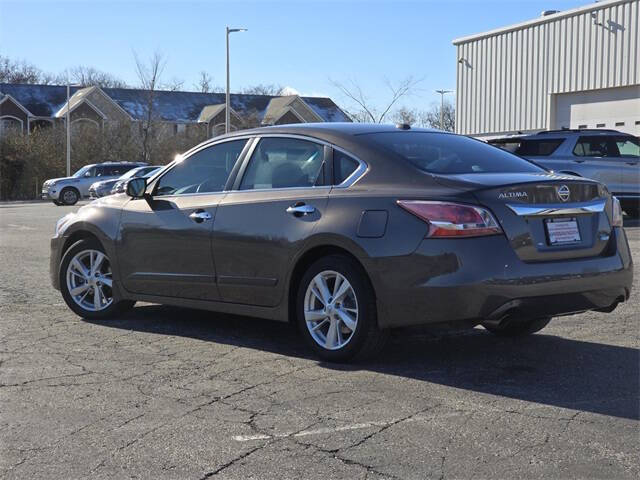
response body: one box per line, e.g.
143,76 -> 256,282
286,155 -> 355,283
126,177 -> 147,199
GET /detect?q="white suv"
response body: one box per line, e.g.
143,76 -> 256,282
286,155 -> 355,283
42,162 -> 147,205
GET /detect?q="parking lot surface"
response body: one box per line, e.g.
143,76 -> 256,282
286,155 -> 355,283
1,201 -> 638,479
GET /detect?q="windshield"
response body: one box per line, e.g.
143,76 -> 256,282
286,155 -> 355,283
363,132 -> 544,174
72,165 -> 93,178
119,168 -> 141,180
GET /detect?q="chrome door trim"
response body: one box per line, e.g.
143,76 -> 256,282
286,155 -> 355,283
506,199 -> 606,216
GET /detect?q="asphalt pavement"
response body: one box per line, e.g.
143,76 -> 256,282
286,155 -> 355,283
1,201 -> 638,479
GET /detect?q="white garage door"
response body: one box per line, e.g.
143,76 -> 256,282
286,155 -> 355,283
554,85 -> 640,136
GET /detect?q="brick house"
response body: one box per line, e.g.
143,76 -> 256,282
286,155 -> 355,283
0,83 -> 351,137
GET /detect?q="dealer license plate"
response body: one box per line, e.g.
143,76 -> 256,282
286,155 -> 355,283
546,217 -> 581,244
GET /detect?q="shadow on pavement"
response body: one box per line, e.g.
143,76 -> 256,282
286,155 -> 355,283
85,304 -> 639,421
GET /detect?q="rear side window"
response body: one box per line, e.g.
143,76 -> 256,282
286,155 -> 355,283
515,139 -> 564,156
363,132 -> 543,174
240,137 -> 325,190
334,151 -> 359,184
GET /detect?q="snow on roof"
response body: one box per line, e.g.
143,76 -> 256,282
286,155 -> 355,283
0,84 -> 350,124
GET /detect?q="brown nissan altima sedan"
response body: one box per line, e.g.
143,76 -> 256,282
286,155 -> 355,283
51,123 -> 633,362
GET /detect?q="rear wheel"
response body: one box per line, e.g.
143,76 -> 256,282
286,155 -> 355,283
59,238 -> 134,319
483,317 -> 552,337
60,187 -> 79,206
623,204 -> 639,219
296,255 -> 388,362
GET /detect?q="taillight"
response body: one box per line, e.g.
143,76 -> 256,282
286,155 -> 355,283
397,200 -> 503,238
611,196 -> 623,227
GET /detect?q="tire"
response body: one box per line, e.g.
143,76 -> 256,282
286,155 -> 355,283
296,254 -> 388,362
60,187 -> 79,206
59,238 -> 135,320
483,317 -> 552,337
623,205 -> 639,219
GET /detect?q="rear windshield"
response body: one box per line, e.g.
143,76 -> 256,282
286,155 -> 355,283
363,132 -> 544,174
515,138 -> 564,156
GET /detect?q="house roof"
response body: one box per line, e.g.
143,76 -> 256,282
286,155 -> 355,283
0,83 -> 351,123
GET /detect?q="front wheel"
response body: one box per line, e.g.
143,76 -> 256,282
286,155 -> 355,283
59,238 -> 134,319
483,317 -> 552,337
296,255 -> 388,362
60,187 -> 79,206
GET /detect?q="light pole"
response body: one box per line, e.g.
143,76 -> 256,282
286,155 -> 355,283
65,80 -> 81,177
226,26 -> 247,134
435,89 -> 453,131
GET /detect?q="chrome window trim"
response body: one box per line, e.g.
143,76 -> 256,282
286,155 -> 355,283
233,133 -> 369,191
148,135 -> 256,198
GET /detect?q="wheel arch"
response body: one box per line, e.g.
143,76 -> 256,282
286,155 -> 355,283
286,242 -> 377,325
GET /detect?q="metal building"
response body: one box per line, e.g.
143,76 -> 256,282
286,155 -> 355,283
453,0 -> 639,138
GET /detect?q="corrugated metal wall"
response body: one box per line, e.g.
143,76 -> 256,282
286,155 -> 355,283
454,0 -> 639,136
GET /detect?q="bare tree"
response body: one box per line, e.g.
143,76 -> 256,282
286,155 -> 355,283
330,76 -> 422,123
241,84 -> 284,96
420,100 -> 455,132
164,77 -> 184,92
0,55 -> 53,84
134,50 -> 166,162
391,106 -> 418,126
194,71 -> 222,93
69,66 -> 127,88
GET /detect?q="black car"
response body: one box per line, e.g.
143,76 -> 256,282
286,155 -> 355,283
50,123 -> 633,362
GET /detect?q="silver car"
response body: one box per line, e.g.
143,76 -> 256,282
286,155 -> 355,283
90,166 -> 161,199
42,162 -> 147,205
489,130 -> 639,217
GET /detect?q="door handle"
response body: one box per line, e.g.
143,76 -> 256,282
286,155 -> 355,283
573,159 -> 586,163
626,162 -> 638,166
286,203 -> 315,216
189,210 -> 212,223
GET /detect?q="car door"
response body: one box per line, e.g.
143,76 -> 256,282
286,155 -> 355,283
78,165 -> 102,196
212,136 -> 331,307
609,135 -> 640,196
570,136 -> 623,191
117,138 -> 250,300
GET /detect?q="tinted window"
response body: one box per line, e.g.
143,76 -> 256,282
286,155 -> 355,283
240,137 -> 325,190
155,139 -> 247,196
573,137 -> 612,157
515,139 -> 564,156
334,151 -> 360,184
363,132 -> 543,174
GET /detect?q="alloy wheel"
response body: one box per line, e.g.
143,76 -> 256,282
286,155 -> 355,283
65,249 -> 114,312
304,270 -> 358,350
62,189 -> 78,205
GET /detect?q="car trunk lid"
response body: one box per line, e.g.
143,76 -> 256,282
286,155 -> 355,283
433,173 -> 613,262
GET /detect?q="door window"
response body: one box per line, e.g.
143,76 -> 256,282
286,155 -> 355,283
155,139 -> 248,196
239,137 -> 325,190
573,137 -> 613,157
614,137 -> 640,157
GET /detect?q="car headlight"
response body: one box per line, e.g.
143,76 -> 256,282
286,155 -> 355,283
55,213 -> 75,236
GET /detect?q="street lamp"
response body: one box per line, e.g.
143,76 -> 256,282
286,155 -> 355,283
226,26 -> 247,134
66,80 -> 82,177
435,89 -> 453,131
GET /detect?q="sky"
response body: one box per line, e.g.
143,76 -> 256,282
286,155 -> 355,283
0,0 -> 589,114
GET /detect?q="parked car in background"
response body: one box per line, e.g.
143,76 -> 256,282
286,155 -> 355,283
89,166 -> 161,199
50,123 -> 633,362
110,166 -> 162,195
43,162 -> 147,205
489,130 -> 639,217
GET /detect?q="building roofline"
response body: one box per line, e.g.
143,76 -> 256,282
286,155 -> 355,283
452,0 -> 630,45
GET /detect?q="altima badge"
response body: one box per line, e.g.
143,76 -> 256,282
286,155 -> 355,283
557,185 -> 570,202
498,191 -> 528,199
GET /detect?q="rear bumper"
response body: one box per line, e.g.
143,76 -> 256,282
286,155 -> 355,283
368,227 -> 633,329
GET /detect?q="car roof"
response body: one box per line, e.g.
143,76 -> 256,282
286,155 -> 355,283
212,122 -> 445,143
